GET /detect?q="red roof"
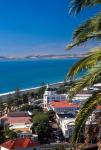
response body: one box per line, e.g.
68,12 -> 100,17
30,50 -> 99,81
7,117 -> 32,124
1,138 -> 39,150
96,105 -> 101,109
7,112 -> 29,117
49,101 -> 80,108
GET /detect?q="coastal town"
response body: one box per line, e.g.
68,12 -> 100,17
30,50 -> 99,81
0,0 -> 101,150
0,82 -> 101,150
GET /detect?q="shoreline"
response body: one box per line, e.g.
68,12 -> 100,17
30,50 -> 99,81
0,81 -> 65,98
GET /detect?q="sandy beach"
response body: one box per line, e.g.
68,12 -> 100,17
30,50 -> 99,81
0,81 -> 65,100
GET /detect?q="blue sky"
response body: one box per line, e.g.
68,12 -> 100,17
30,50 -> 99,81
0,0 -> 100,57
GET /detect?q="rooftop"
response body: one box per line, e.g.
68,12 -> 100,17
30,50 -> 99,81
0,138 -> 39,150
49,101 -> 80,108
7,116 -> 32,124
96,105 -> 101,110
7,111 -> 30,117
0,112 -> 32,125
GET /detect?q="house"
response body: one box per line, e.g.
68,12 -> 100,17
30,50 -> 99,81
93,83 -> 101,88
72,93 -> 92,104
72,89 -> 93,104
0,138 -> 40,150
56,113 -> 76,139
7,112 -> 32,117
48,101 -> 80,113
0,112 -> 32,137
56,111 -> 99,140
72,86 -> 100,104
43,84 -> 68,108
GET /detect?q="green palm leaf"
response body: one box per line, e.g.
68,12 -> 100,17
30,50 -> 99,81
72,90 -> 101,144
69,0 -> 101,15
66,47 -> 101,80
67,0 -> 101,147
66,13 -> 101,50
67,61 -> 101,99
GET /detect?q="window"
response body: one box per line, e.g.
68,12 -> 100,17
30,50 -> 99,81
65,130 -> 68,135
68,127 -> 74,136
61,96 -> 65,99
47,97 -> 49,100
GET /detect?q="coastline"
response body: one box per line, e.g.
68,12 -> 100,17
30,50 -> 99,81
0,58 -> 78,98
0,81 -> 65,99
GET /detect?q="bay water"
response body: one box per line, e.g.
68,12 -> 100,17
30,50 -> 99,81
0,58 -> 79,94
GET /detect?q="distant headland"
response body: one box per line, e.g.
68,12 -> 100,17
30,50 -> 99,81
0,54 -> 87,60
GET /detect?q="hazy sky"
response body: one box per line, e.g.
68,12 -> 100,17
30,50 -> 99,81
0,0 -> 100,57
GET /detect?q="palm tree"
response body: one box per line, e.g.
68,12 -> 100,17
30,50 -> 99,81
65,0 -> 101,146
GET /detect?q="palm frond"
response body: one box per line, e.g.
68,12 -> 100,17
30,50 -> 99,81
69,0 -> 101,15
66,32 -> 101,50
66,13 -> 101,50
66,47 -> 101,80
67,61 -> 101,99
67,0 -> 101,146
72,90 -> 101,144
73,13 -> 101,39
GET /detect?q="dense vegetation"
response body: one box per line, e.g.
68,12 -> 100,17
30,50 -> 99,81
0,126 -> 17,144
32,111 -> 53,143
0,86 -> 46,113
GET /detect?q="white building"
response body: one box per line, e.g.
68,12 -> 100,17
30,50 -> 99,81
72,93 -> 92,104
43,84 -> 68,108
56,112 -> 97,139
72,86 -> 100,104
56,113 -> 76,139
93,83 -> 101,88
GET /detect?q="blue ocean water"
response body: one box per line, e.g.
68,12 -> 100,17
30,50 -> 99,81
0,58 -> 79,94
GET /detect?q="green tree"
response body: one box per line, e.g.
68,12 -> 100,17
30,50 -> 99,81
14,88 -> 23,107
66,0 -> 101,146
4,128 -> 17,140
37,86 -> 46,99
32,112 -> 52,142
19,104 -> 34,112
19,104 -> 41,113
22,93 -> 29,103
32,106 -> 42,115
32,112 -> 49,124
47,110 -> 55,121
56,85 -> 68,94
6,94 -> 15,112
0,102 -> 5,113
0,126 -> 5,144
0,126 -> 17,143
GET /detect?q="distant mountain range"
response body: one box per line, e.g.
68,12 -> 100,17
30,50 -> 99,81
0,54 -> 88,60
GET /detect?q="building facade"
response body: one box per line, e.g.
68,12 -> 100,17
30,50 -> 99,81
43,85 -> 68,108
56,113 -> 76,139
0,112 -> 32,137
